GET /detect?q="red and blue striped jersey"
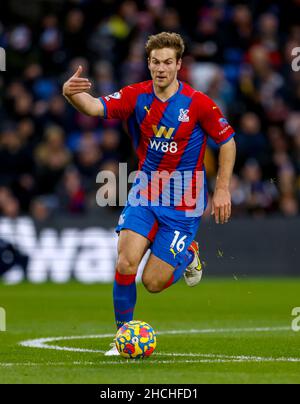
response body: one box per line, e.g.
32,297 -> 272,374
100,80 -> 235,214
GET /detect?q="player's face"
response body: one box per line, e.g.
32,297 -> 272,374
148,48 -> 181,90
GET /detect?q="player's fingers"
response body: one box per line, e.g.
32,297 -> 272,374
68,88 -> 91,94
69,78 -> 91,83
69,82 -> 91,88
67,87 -> 91,96
219,205 -> 225,224
68,87 -> 91,93
224,204 -> 230,223
214,206 -> 220,224
226,203 -> 231,222
211,200 -> 215,217
73,65 -> 82,78
69,83 -> 92,89
69,79 -> 91,86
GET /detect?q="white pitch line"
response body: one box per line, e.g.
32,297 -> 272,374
1,356 -> 300,367
158,326 -> 290,335
20,334 -> 115,353
0,360 -> 255,366
19,326 -> 291,354
16,326 -> 300,364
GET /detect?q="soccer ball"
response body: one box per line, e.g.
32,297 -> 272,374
115,320 -> 157,359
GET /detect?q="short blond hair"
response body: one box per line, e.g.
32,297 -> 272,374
145,32 -> 185,61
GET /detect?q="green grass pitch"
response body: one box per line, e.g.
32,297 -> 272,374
0,278 -> 300,384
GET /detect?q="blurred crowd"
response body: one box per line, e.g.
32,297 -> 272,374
0,0 -> 300,221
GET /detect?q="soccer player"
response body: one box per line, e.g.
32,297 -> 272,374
63,32 -> 236,356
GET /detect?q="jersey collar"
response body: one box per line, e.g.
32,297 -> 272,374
152,80 -> 183,103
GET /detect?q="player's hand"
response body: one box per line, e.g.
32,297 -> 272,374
211,188 -> 231,224
62,65 -> 92,98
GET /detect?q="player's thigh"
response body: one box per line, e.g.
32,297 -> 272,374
142,224 -> 195,290
142,253 -> 174,291
151,225 -> 195,269
117,229 -> 151,275
116,204 -> 159,245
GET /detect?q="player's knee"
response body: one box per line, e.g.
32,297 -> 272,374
116,254 -> 138,275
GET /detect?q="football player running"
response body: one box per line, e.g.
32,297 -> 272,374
63,32 -> 236,356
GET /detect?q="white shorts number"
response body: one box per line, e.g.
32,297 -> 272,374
170,231 -> 187,253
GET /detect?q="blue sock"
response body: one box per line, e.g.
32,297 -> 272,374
164,249 -> 194,289
113,272 -> 137,329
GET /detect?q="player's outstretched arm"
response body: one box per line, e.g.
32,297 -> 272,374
211,138 -> 236,224
62,65 -> 104,117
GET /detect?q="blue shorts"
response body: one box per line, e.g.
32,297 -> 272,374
115,203 -> 202,268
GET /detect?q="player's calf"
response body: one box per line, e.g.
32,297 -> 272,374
113,253 -> 141,330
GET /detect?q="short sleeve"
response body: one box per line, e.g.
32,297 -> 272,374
99,85 -> 138,120
196,93 -> 235,145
